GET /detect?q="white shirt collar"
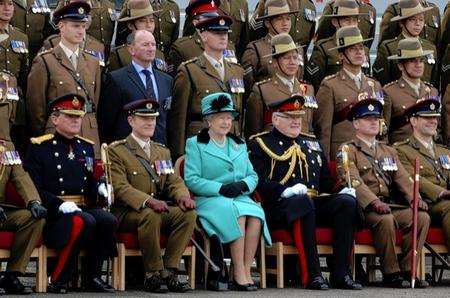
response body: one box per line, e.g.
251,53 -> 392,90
131,133 -> 151,150
59,41 -> 79,60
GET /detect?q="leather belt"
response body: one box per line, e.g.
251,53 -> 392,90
58,195 -> 86,206
307,189 -> 319,198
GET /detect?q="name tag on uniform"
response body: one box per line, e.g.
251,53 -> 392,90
306,140 -> 321,152
154,58 -> 168,72
223,49 -> 237,64
0,150 -> 22,165
304,8 -> 315,21
155,160 -> 174,175
10,40 -> 28,54
228,78 -> 245,94
381,157 -> 398,171
31,0 -> 50,13
439,154 -> 450,170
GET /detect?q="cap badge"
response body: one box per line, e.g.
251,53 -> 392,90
430,103 -> 435,110
368,104 -> 374,111
219,18 -> 225,26
146,103 -> 153,109
72,97 -> 79,108
294,100 -> 300,108
78,7 -> 84,14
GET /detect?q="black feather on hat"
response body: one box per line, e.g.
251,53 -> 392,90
211,95 -> 230,112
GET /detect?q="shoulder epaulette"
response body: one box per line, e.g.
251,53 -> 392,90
384,80 -> 398,88
423,81 -> 434,87
256,78 -> 271,85
151,141 -> 166,148
75,135 -> 95,144
10,25 -> 25,35
109,139 -> 127,147
181,57 -> 198,66
111,44 -> 126,51
323,73 -> 338,81
37,48 -> 53,56
249,131 -> 269,140
393,139 -> 409,147
299,132 -> 317,139
30,134 -> 54,144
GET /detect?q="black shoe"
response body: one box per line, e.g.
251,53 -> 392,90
330,274 -> 363,290
307,275 -> 329,290
383,273 -> 410,288
0,273 -> 32,295
83,277 -> 115,293
165,274 -> 191,293
143,274 -> 168,293
206,279 -> 229,291
231,281 -> 256,291
47,282 -> 68,294
401,272 -> 429,288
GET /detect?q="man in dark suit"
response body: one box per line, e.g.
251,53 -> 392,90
98,29 -> 172,145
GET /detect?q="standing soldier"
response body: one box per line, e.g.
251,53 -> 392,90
0,0 -> 29,154
383,38 -> 440,145
245,33 -> 316,137
248,0 -> 316,51
25,94 -> 117,293
395,99 -> 450,254
11,0 -> 51,60
337,98 -> 430,288
313,26 -> 383,161
241,0 -> 303,91
445,84 -> 450,145
373,0 -> 438,87
378,0 -> 440,48
315,0 -> 376,49
27,1 -> 102,157
168,15 -> 244,159
168,0 -> 237,77
248,95 -> 362,290
305,0 -> 370,92
107,0 -> 168,73
183,0 -> 248,58
440,2 -> 450,95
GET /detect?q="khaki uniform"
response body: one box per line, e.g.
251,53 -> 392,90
314,69 -> 384,160
373,34 -> 438,87
315,0 -> 376,48
441,42 -> 450,94
168,30 -> 236,75
0,139 -> 45,274
183,0 -> 248,56
395,136 -> 450,250
439,2 -> 450,56
378,1 -> 441,47
443,84 -> 450,146
168,54 -> 244,158
151,0 -> 180,52
107,44 -> 167,73
245,75 -> 315,137
109,136 -> 196,272
336,138 -> 430,275
87,0 -> 116,46
383,77 -> 439,144
249,0 -> 316,49
40,34 -> 106,68
241,34 -> 305,91
26,45 -> 102,157
305,35 -> 371,92
11,0 -> 51,59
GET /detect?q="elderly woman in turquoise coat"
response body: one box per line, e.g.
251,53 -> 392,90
184,92 -> 271,290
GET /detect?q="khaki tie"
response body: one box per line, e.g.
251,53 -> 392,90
214,62 -> 224,80
143,143 -> 151,158
354,76 -> 361,89
70,53 -> 77,69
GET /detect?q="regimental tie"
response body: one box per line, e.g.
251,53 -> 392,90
142,69 -> 157,99
143,143 -> 151,158
70,53 -> 77,69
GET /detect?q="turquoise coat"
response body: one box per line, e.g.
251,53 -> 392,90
184,129 -> 271,245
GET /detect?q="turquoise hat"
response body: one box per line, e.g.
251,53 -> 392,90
201,92 -> 239,118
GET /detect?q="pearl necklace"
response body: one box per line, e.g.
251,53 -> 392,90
211,137 -> 227,148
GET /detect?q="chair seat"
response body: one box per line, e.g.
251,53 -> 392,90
355,229 -> 403,246
426,227 -> 446,245
0,231 -> 43,249
270,228 -> 334,246
117,232 -> 192,250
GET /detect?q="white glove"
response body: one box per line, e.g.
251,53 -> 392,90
59,202 -> 81,214
339,187 -> 356,198
281,183 -> 307,198
98,183 -> 113,199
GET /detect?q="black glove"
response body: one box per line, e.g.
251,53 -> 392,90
0,206 -> 6,224
27,201 -> 47,219
219,181 -> 248,198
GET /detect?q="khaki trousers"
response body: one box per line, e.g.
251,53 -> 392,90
119,206 -> 196,273
365,208 -> 430,274
430,200 -> 450,250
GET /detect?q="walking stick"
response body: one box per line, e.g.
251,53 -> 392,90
411,158 -> 420,288
190,237 -> 220,272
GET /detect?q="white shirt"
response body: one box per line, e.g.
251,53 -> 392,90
59,41 -> 79,67
276,73 -> 295,92
132,60 -> 160,100
203,52 -> 225,80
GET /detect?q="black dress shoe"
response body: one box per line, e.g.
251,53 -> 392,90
307,276 -> 329,290
206,279 -> 229,291
401,272 -> 429,288
330,275 -> 363,290
144,274 -> 168,293
165,274 -> 191,293
231,281 -> 256,291
0,273 -> 32,294
47,282 -> 68,294
383,273 -> 410,288
83,277 -> 115,293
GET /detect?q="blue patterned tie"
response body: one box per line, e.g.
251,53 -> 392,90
141,69 -> 156,99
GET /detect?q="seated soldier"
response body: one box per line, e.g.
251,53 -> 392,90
336,98 -> 430,288
108,99 -> 196,293
25,94 -> 117,294
248,95 -> 361,290
395,99 -> 450,254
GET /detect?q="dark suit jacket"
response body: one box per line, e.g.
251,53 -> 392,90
98,63 -> 172,144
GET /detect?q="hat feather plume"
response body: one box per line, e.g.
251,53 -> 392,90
211,95 -> 230,111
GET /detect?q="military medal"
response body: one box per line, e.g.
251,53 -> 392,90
306,140 -> 321,152
161,160 -> 168,174
6,87 -> 19,101
155,160 -> 162,175
439,154 -> 450,170
432,15 -> 438,28
85,156 -> 93,172
2,150 -> 22,165
239,9 -> 245,21
426,53 -> 435,64
362,57 -> 370,69
167,160 -> 175,174
68,149 -> 75,160
154,58 -> 168,72
223,49 -> 237,64
369,11 -> 374,24
303,95 -> 318,109
169,10 -> 177,23
304,8 -> 315,21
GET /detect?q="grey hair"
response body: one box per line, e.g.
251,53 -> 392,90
126,31 -> 137,45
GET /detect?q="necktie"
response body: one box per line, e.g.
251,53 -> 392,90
354,76 -> 361,89
70,53 -> 77,69
214,62 -> 224,80
142,69 -> 156,99
143,143 -> 151,158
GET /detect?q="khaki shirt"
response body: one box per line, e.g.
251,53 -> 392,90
337,138 -> 414,209
152,0 -> 180,52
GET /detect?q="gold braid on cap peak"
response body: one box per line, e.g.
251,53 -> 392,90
255,137 -> 308,185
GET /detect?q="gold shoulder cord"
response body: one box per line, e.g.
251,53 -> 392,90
255,137 -> 308,185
